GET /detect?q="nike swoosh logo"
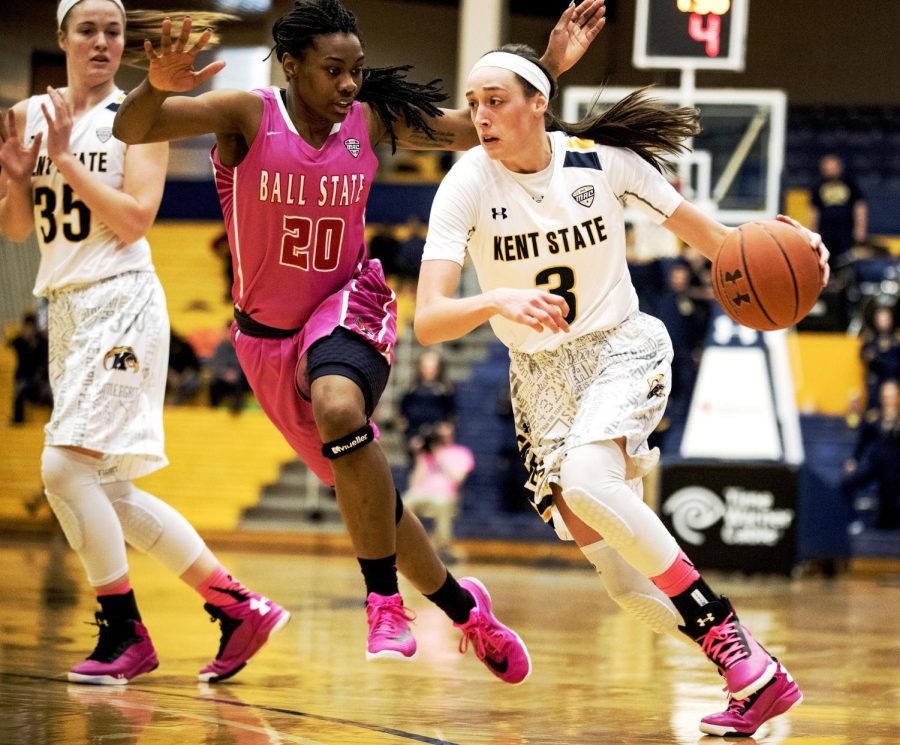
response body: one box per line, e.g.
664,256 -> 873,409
484,655 -> 508,674
266,131 -> 282,136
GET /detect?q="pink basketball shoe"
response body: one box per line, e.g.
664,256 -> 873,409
68,613 -> 159,685
700,660 -> 803,736
454,577 -> 531,685
199,593 -> 291,682
689,597 -> 777,699
365,592 -> 417,661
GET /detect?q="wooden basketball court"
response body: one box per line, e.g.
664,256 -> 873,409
1,537 -> 898,744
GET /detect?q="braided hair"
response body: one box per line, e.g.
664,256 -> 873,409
489,44 -> 700,173
271,0 -> 447,152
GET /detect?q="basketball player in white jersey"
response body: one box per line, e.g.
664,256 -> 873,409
415,46 -> 830,737
0,0 -> 288,685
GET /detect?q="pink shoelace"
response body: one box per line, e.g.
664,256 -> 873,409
458,610 -> 505,660
699,613 -> 750,670
370,602 -> 415,637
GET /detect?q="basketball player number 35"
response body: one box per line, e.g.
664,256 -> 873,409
280,215 -> 345,272
535,266 -> 577,324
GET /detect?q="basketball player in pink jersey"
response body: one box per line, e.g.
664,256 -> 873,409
113,0 -> 606,681
0,0 -> 288,686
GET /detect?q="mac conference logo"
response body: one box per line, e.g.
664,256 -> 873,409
344,138 -> 361,158
571,185 -> 595,207
662,485 -> 794,547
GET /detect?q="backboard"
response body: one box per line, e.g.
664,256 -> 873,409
561,86 -> 787,226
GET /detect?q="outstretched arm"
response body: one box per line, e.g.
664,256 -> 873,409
664,201 -> 830,287
540,0 -> 607,78
375,0 -> 607,151
114,16 -> 254,145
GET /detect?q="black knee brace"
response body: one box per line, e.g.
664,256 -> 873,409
321,421 -> 375,460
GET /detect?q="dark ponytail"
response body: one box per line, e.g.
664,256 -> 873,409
491,44 -> 700,173
358,67 -> 446,153
550,89 -> 700,173
271,0 -> 448,152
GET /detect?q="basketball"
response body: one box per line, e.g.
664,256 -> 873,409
712,220 -> 822,331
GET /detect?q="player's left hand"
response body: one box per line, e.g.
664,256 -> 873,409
41,88 -> 74,163
541,0 -> 607,78
777,213 -> 830,288
0,109 -> 42,184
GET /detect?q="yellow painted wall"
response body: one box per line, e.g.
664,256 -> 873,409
790,332 -> 864,415
0,221 -> 294,531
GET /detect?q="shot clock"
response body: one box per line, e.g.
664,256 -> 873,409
633,0 -> 749,71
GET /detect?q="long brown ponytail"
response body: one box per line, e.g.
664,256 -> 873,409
490,44 -> 701,173
120,10 -> 237,67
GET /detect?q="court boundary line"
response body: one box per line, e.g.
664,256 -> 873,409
0,672 -> 460,744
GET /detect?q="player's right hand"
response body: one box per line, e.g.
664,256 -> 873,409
145,16 -> 225,93
493,288 -> 570,334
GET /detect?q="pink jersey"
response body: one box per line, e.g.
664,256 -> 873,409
213,88 -> 379,329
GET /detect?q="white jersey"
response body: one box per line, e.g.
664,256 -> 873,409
24,88 -> 154,296
423,131 -> 683,353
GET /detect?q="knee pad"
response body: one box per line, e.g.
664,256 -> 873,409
321,421 -> 374,460
41,446 -> 102,552
609,591 -> 681,637
101,482 -> 205,575
41,446 -> 129,585
562,442 -> 679,577
108,491 -> 165,553
44,491 -> 85,551
563,486 -> 637,547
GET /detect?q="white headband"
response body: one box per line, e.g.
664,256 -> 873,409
470,51 -> 552,99
58,0 -> 126,29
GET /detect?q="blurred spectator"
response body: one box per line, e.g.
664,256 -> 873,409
395,216 -> 428,281
842,379 -> 900,530
403,421 -> 474,562
399,350 -> 456,462
809,154 -> 867,331
167,329 -> 202,405
654,260 -> 710,426
860,304 -> 900,408
810,153 -> 867,267
367,224 -> 401,279
207,324 -> 249,414
8,311 -> 51,424
210,230 -> 234,302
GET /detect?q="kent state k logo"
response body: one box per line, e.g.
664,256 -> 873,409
103,346 -> 140,373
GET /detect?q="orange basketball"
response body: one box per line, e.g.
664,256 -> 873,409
712,220 -> 822,331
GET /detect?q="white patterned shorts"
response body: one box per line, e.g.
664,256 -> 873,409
509,312 -> 673,539
44,271 -> 169,482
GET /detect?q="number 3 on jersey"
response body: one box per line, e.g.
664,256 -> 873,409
280,215 -> 345,271
536,266 -> 577,324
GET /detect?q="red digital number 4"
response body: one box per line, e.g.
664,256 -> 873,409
688,12 -> 721,57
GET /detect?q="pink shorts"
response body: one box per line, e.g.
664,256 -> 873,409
233,260 -> 397,485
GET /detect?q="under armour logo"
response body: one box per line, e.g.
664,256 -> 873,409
732,293 -> 751,306
491,207 -> 508,220
249,597 -> 272,615
696,612 -> 716,628
724,269 -> 743,284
